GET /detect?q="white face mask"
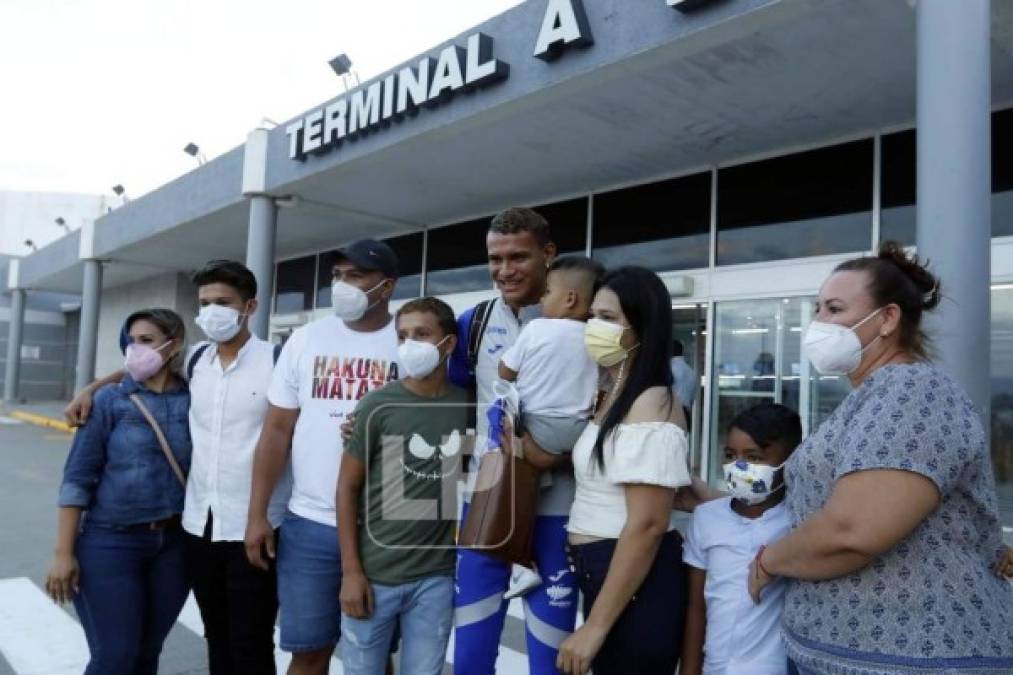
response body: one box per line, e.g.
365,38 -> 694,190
723,458 -> 786,505
397,336 -> 450,379
331,279 -> 386,321
195,304 -> 246,343
802,307 -> 883,376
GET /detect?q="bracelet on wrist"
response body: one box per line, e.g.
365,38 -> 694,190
756,545 -> 775,579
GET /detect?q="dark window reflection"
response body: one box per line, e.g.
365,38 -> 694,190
532,198 -> 588,255
994,108 -> 1013,237
316,232 -> 424,307
880,130 -> 916,245
425,216 -> 493,295
275,255 -> 317,314
593,172 -> 711,272
717,139 -> 873,265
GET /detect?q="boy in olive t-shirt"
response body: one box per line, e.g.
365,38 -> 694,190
337,297 -> 468,675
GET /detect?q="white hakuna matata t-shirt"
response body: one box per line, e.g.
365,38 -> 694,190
267,315 -> 399,526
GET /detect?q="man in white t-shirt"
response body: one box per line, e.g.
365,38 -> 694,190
245,239 -> 401,675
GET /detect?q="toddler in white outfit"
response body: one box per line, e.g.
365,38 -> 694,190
496,256 -> 604,599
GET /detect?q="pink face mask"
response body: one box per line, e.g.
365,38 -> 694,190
124,341 -> 173,382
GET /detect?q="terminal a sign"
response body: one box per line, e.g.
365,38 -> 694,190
286,0 -> 714,160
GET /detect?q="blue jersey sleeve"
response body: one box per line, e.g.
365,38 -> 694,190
448,306 -> 476,391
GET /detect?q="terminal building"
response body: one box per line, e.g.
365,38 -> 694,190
4,0 -> 1011,525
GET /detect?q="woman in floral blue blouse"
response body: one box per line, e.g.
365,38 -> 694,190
748,243 -> 1013,674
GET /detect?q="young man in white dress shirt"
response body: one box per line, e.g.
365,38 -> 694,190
182,260 -> 291,675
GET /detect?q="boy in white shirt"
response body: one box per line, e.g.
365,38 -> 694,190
495,256 -> 604,597
681,403 -> 802,675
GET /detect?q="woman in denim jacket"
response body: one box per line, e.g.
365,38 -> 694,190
46,308 -> 192,675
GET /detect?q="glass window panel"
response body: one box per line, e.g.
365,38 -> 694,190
991,286 -> 1013,526
880,129 -> 916,245
878,107 -> 1013,242
717,140 -> 873,265
707,297 -> 852,484
993,108 -> 1013,238
425,216 -> 493,295
424,200 -> 586,297
315,233 -> 424,308
592,172 -> 710,272
274,255 -> 316,314
533,197 -> 588,255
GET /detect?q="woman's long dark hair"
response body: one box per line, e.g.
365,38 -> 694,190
592,266 -> 674,470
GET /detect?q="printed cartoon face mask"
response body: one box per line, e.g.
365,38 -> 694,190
723,458 -> 786,505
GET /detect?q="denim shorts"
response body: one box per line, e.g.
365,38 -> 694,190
277,514 -> 343,653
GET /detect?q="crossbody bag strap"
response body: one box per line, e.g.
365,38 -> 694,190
129,393 -> 186,487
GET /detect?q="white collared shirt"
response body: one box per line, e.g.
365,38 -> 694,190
683,497 -> 790,675
182,337 -> 291,541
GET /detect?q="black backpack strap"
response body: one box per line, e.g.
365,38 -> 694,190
186,343 -> 211,381
467,299 -> 496,375
273,342 -> 282,364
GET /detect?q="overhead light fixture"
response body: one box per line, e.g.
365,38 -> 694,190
329,53 -> 353,76
24,239 -> 37,251
183,142 -> 207,165
328,53 -> 359,90
55,217 -> 70,233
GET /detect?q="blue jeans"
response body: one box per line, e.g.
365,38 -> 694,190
454,507 -> 577,675
73,521 -> 190,675
276,514 -> 343,653
341,575 -> 454,675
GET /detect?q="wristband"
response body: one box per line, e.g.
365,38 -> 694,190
755,545 -> 775,579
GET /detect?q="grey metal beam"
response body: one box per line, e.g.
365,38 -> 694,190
916,0 -> 991,421
3,289 -> 26,402
246,196 -> 278,339
74,260 -> 103,392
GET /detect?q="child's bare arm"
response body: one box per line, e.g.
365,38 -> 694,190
498,360 -> 517,382
680,567 -> 707,675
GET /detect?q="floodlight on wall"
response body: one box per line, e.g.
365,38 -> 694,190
24,239 -> 37,251
55,217 -> 70,233
329,53 -> 353,76
183,142 -> 207,165
328,53 -> 360,91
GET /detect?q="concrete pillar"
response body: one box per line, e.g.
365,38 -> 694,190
246,196 -> 277,340
3,288 -> 26,402
916,0 -> 991,419
74,259 -> 103,392
242,126 -> 277,340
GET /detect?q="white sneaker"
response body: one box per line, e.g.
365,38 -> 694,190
504,565 -> 542,600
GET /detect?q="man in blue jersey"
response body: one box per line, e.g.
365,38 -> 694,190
449,207 -> 578,675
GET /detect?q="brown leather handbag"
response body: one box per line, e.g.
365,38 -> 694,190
458,447 -> 541,566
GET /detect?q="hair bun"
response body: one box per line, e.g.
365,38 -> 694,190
877,241 -> 941,311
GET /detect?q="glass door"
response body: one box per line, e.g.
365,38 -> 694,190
707,297 -> 856,484
672,303 -> 707,472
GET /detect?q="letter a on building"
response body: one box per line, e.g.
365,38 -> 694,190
534,0 -> 594,61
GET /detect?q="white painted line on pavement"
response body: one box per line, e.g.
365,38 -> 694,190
0,577 -> 89,675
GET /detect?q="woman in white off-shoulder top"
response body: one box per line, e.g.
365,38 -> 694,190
556,266 -> 693,675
